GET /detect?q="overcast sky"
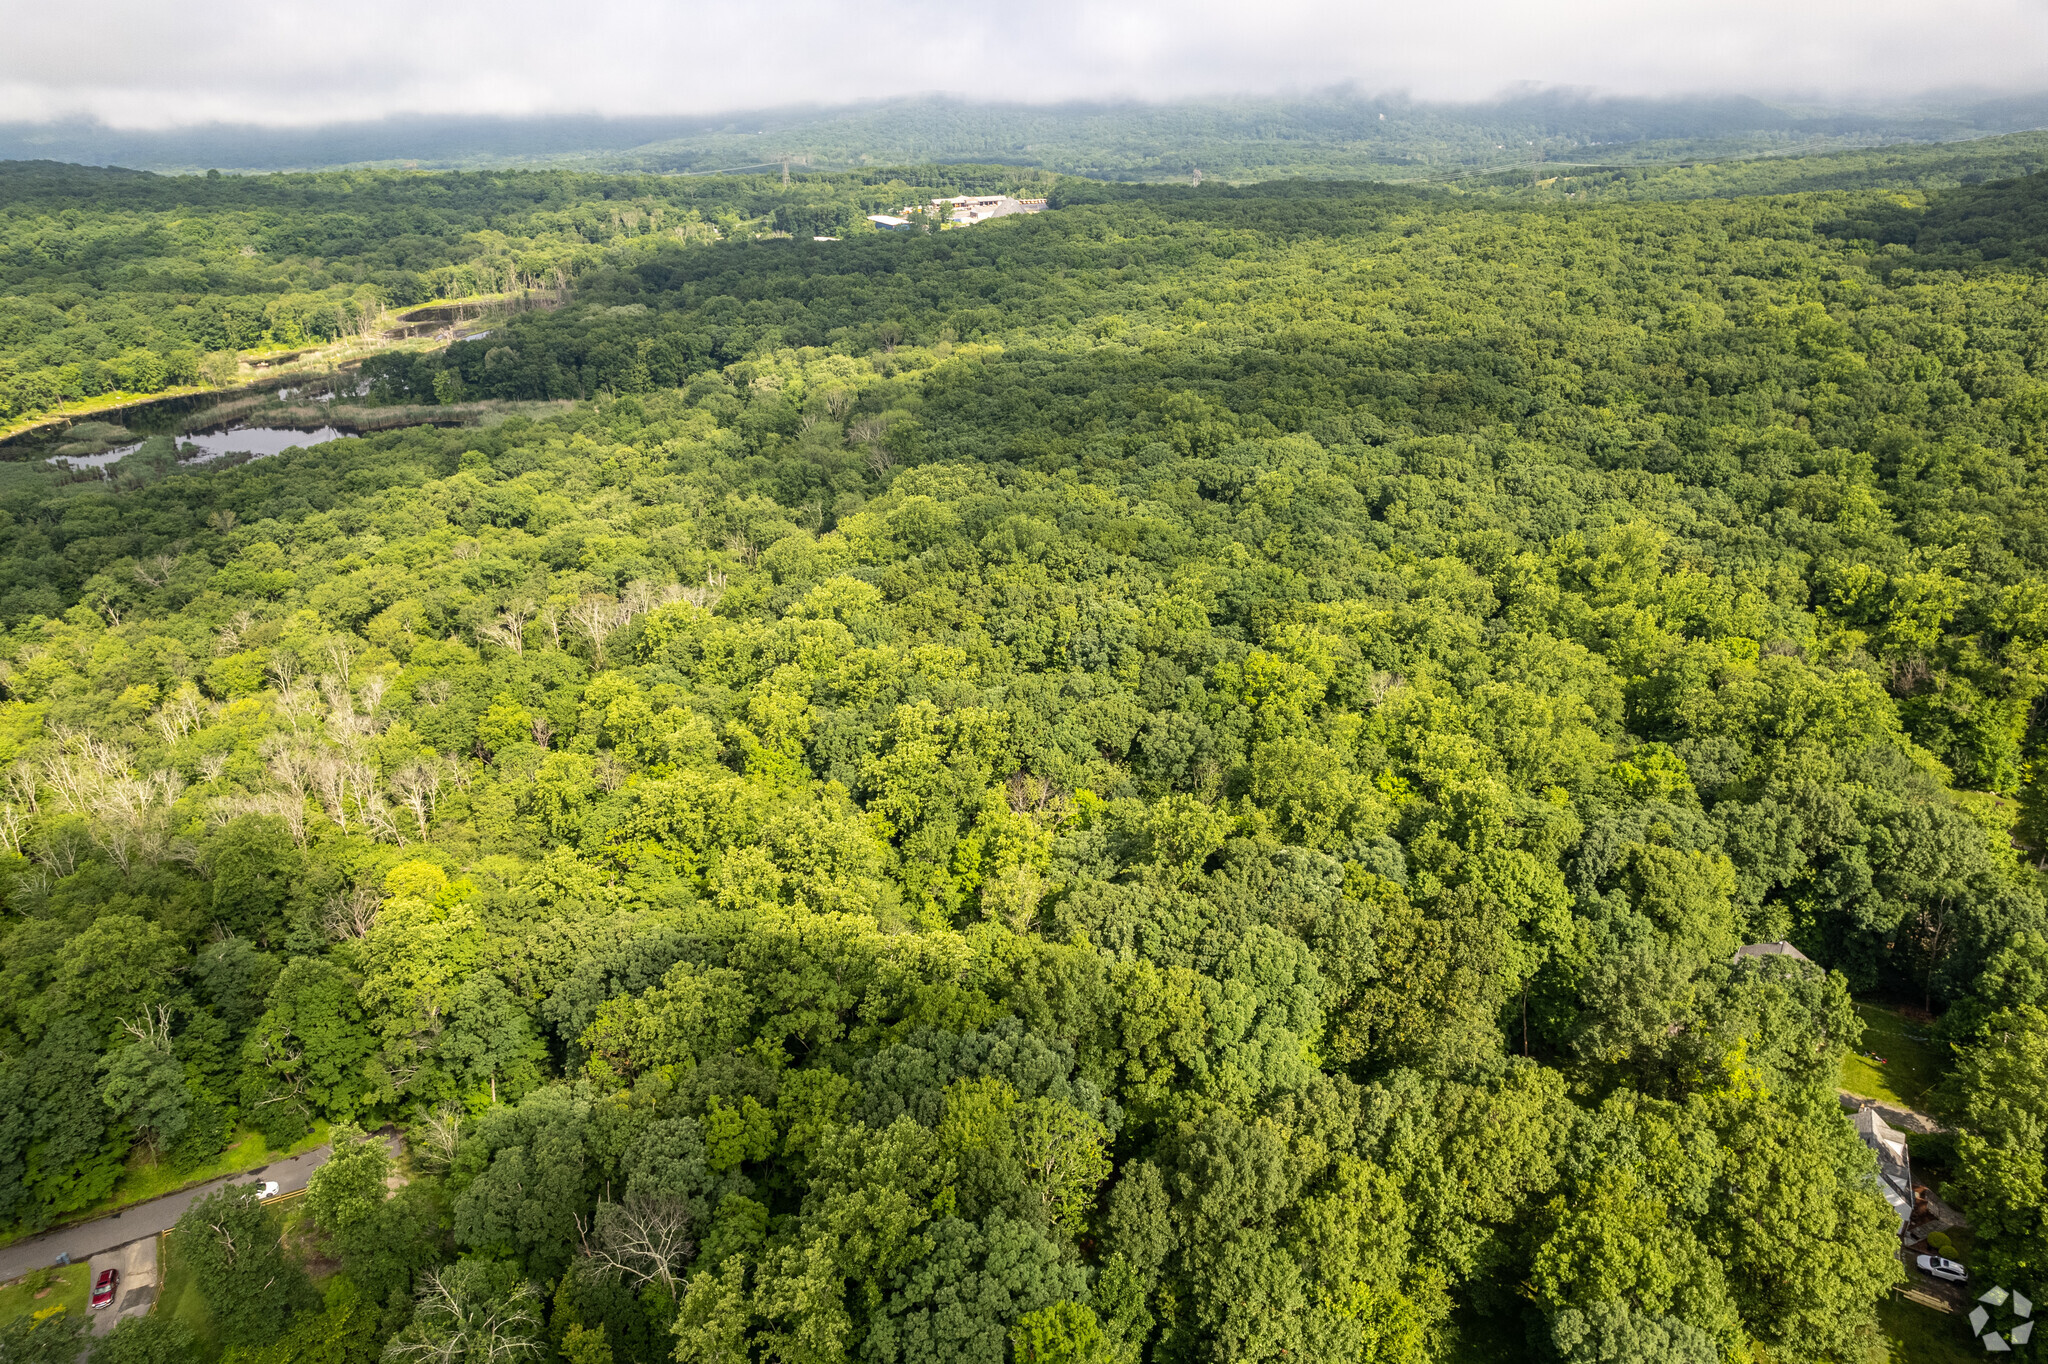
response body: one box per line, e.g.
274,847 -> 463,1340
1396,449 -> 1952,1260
5,0 -> 2047,127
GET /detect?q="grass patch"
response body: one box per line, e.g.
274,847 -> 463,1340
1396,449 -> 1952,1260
1842,1003 -> 1946,1111
92,1122 -> 331,1214
1881,1294 -> 1984,1363
0,1263 -> 91,1327
156,1230 -> 222,1358
0,1123 -> 329,1253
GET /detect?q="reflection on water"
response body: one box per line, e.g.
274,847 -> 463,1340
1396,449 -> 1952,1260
54,425 -> 345,470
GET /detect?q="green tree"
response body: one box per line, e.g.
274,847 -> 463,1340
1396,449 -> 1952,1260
241,957 -> 380,1135
171,1184 -> 315,1347
95,1315 -> 199,1364
1010,1301 -> 1122,1364
100,1022 -> 191,1157
0,1310 -> 90,1364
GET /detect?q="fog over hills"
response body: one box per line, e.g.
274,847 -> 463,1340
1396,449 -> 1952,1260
8,90 -> 2048,181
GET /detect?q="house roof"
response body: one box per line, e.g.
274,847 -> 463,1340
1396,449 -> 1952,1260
1873,1173 -> 1912,1229
1854,1107 -> 1912,1181
1735,941 -> 1814,964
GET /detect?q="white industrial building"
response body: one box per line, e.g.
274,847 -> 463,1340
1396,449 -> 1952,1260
918,195 -> 1048,226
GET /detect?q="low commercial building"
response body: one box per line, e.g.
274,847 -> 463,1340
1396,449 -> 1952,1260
919,195 -> 1048,226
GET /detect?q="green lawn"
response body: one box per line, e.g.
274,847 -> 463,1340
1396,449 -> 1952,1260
0,1123 -> 330,1253
1842,1003 -> 1946,1111
156,1230 -> 222,1358
100,1122 -> 331,1211
0,1263 -> 90,1327
1882,1294 -> 1986,1363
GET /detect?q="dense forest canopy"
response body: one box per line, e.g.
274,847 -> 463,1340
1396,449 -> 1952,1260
0,161 -> 1058,426
9,137 -> 2048,429
2,150 -> 2048,1364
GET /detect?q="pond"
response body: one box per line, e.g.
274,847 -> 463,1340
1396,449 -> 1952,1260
0,372 -> 438,474
42,423 -> 348,470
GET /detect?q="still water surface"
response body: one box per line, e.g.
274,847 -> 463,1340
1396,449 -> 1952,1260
54,425 -> 346,470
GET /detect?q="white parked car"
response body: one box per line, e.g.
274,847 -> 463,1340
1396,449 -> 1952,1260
257,1180 -> 281,1198
1917,1254 -> 1968,1284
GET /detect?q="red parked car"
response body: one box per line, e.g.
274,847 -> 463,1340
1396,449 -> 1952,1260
90,1268 -> 117,1309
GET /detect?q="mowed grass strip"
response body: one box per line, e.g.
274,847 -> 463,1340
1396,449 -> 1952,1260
0,1263 -> 91,1327
1841,1002 -> 1946,1112
1880,1294 -> 1987,1363
155,1229 -> 221,1356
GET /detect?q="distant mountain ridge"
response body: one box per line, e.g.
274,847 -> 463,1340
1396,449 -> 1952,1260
8,89 -> 2048,181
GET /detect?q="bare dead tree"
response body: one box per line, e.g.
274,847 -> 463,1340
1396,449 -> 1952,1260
275,682 -> 321,732
619,580 -> 683,621
391,759 -> 447,840
152,683 -> 208,745
319,673 -> 356,728
41,729 -> 122,814
120,1003 -> 176,1051
323,882 -> 384,940
479,600 -> 534,657
307,750 -> 352,831
1007,772 -> 1054,815
2,764 -> 40,816
679,572 -> 727,611
87,768 -> 185,872
211,790 -> 308,846
215,610 -> 255,657
32,821 -> 87,877
388,1271 -> 544,1364
569,594 -> 626,668
413,1102 -> 466,1173
585,1195 -> 696,1299
132,553 -> 180,589
340,755 -> 398,842
322,636 -> 356,685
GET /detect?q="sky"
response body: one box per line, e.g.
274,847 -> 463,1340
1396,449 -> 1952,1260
4,0 -> 2047,128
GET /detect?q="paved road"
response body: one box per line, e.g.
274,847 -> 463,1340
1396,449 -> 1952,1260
0,1144 -> 332,1284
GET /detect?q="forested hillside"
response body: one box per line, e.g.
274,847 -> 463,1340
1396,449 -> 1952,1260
3,165 -> 2048,1364
0,161 -> 1049,428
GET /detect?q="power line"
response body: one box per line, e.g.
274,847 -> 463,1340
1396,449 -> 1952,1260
679,160 -> 790,176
